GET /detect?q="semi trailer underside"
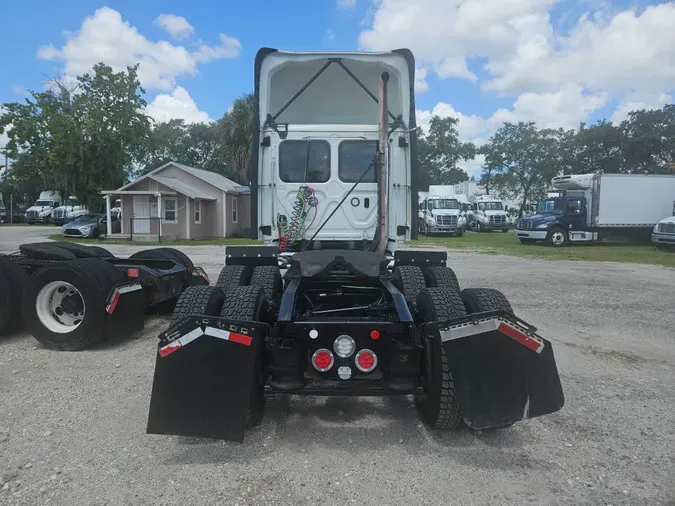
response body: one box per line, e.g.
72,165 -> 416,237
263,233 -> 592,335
147,246 -> 565,442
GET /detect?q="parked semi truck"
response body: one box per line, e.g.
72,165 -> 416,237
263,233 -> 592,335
652,201 -> 675,248
50,197 -> 89,225
25,191 -> 61,224
468,194 -> 510,232
145,48 -> 564,442
419,186 -> 465,235
516,173 -> 675,246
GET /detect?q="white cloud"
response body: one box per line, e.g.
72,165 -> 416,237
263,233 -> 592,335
37,7 -> 241,91
146,86 -> 212,124
611,92 -> 673,123
11,85 -> 26,94
361,0 -> 675,138
154,14 -> 194,40
338,0 -> 357,9
415,67 -> 430,93
325,28 -> 336,41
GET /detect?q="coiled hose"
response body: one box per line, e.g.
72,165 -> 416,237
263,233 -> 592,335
278,186 -> 318,252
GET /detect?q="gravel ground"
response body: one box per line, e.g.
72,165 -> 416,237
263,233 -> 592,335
1,226 -> 674,505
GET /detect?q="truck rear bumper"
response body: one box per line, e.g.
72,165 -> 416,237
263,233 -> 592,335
516,230 -> 547,240
652,233 -> 675,245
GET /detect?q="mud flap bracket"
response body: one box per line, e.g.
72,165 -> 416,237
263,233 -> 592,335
423,311 -> 564,429
147,316 -> 269,442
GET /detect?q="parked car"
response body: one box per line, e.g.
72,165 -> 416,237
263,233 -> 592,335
61,214 -> 121,238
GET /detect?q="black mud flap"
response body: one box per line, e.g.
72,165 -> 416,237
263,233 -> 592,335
424,311 -> 565,429
147,316 -> 268,442
106,282 -> 146,337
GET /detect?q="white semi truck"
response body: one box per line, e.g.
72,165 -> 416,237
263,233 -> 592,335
418,185 -> 465,235
516,173 -> 675,246
50,197 -> 89,225
652,201 -> 675,248
467,194 -> 510,232
24,191 -> 61,224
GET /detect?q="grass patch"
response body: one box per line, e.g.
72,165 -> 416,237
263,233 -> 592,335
416,231 -> 675,267
48,235 -> 261,247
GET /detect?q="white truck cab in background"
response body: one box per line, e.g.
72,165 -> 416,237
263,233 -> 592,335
50,197 -> 89,225
468,194 -> 510,233
652,200 -> 675,248
25,191 -> 61,224
418,185 -> 464,236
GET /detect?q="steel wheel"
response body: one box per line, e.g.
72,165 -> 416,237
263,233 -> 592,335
548,228 -> 568,247
35,281 -> 86,334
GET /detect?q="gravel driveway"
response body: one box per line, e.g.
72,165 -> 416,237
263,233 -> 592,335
1,226 -> 674,505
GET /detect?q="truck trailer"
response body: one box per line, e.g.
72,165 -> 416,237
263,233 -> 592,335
516,173 -> 675,246
145,48 -> 564,442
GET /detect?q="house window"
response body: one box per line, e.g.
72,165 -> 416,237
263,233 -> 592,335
164,197 -> 177,223
194,200 -> 201,224
232,197 -> 238,223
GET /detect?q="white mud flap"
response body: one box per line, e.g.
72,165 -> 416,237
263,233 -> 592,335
147,316 -> 268,442
423,312 -> 565,429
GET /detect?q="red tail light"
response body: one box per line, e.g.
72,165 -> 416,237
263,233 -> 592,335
312,349 -> 334,372
355,349 -> 377,372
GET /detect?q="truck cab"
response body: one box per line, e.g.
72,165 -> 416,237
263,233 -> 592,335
468,195 -> 509,232
25,191 -> 61,224
652,201 -> 675,248
419,196 -> 465,235
252,49 -> 415,253
516,196 -> 588,245
50,197 -> 89,225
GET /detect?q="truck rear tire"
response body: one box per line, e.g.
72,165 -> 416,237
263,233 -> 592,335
0,256 -> 30,335
249,266 -> 283,306
460,288 -> 513,314
22,259 -> 121,350
393,265 -> 426,304
547,227 -> 568,247
154,248 -> 194,270
215,265 -> 252,292
171,285 -> 226,324
218,285 -> 267,427
415,288 -> 466,430
424,266 -> 460,292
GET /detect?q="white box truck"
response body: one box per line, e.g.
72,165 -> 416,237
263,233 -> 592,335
516,173 -> 675,246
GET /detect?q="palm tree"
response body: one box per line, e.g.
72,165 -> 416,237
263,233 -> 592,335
218,93 -> 254,184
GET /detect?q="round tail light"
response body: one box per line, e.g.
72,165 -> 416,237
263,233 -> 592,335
312,349 -> 334,372
334,335 -> 356,358
355,349 -> 377,373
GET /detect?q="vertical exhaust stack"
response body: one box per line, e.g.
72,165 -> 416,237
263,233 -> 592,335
376,72 -> 389,254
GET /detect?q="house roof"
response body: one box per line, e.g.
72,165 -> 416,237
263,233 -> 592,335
115,162 -> 248,195
149,175 -> 216,201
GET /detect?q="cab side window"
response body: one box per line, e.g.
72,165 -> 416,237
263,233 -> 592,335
279,140 -> 331,183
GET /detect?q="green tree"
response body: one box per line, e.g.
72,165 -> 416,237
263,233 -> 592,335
619,105 -> 675,173
215,93 -> 255,185
418,116 -> 474,190
572,120 -> 626,174
0,63 -> 151,204
480,122 -> 569,216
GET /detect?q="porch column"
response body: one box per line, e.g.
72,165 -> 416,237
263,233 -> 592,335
157,193 -> 163,238
105,194 -> 112,236
186,197 -> 191,240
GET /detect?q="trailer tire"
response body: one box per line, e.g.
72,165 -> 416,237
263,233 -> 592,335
53,242 -> 115,259
0,256 -> 30,334
171,285 -> 225,324
215,265 -> 252,291
219,285 -> 268,427
415,288 -> 466,430
424,266 -> 460,292
393,265 -> 426,304
547,227 -> 568,247
249,266 -> 282,305
19,243 -> 77,261
22,259 -> 120,350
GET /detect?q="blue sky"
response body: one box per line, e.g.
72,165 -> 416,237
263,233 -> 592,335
2,0 -> 675,176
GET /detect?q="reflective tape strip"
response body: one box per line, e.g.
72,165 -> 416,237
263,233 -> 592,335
204,326 -> 253,347
158,327 -> 204,357
106,283 -> 143,314
439,317 -> 544,354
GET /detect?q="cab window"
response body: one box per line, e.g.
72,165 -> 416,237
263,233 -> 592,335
279,140 -> 330,183
339,141 -> 378,183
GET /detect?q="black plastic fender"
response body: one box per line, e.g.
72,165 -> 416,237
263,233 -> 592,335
147,316 -> 269,442
422,311 -> 565,429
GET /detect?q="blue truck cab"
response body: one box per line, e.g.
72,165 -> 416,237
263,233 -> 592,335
516,197 -> 588,246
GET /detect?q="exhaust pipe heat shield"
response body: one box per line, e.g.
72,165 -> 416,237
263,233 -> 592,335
423,312 -> 564,429
147,316 -> 268,442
